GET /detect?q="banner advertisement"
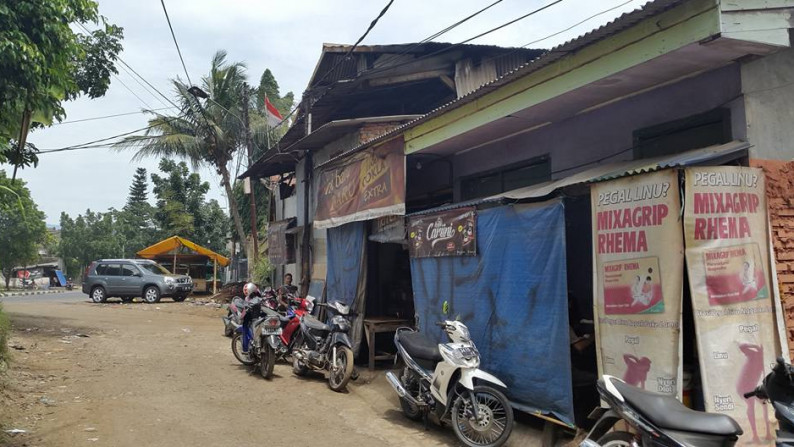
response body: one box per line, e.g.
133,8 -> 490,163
591,170 -> 683,397
408,207 -> 477,258
315,138 -> 405,230
684,167 -> 779,445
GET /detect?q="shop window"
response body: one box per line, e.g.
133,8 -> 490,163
633,108 -> 732,160
460,155 -> 550,201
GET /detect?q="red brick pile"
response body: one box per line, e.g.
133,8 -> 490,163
752,159 -> 794,356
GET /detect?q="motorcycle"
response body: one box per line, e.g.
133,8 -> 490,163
291,300 -> 355,392
386,320 -> 514,447
743,357 -> 794,445
581,375 -> 742,447
230,297 -> 284,379
223,287 -> 277,337
279,294 -> 315,353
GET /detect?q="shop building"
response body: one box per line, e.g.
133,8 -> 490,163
285,0 -> 794,438
242,42 -> 542,355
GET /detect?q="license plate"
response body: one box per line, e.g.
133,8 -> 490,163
262,328 -> 281,335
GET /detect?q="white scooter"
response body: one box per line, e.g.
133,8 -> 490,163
386,320 -> 514,447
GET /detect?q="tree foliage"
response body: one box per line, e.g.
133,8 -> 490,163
150,159 -> 227,253
114,51 -> 266,258
0,0 -> 124,173
0,171 -> 48,290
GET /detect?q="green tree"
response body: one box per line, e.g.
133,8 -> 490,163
256,68 -> 294,117
0,0 -> 124,178
115,51 -> 250,256
150,159 -> 228,254
0,171 -> 48,290
127,167 -> 149,206
58,209 -> 122,275
117,167 -> 156,257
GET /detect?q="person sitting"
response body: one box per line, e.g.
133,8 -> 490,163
277,273 -> 298,308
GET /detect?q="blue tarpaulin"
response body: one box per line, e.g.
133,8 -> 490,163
55,270 -> 67,287
326,221 -> 367,354
409,200 -> 574,424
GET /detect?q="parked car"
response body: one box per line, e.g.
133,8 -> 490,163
82,259 -> 193,304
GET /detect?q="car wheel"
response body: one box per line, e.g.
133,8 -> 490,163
143,286 -> 161,304
90,286 -> 107,303
172,295 -> 187,302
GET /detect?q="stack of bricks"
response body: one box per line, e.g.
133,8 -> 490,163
358,122 -> 404,144
752,159 -> 794,357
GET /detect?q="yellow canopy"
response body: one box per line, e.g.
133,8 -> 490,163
136,236 -> 230,267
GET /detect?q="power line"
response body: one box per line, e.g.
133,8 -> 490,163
361,0 -> 566,80
116,61 -> 172,108
159,0 -> 192,86
38,114 -> 184,153
77,23 -> 180,109
477,0 -> 636,68
52,108 -> 175,126
310,0 -> 397,88
117,58 -> 181,110
372,0 -> 506,70
111,72 -> 153,109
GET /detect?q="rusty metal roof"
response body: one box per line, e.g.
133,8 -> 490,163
327,0 -> 687,162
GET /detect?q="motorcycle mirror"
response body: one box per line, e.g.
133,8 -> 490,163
442,301 -> 449,315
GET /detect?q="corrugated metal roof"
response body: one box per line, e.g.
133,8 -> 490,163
496,141 -> 750,200
407,141 -> 749,216
335,0 -> 687,158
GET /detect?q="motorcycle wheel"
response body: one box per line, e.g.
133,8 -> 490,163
231,332 -> 255,366
260,343 -> 275,379
451,385 -> 514,447
597,432 -> 636,447
327,345 -> 354,392
400,397 -> 422,421
291,334 -> 309,376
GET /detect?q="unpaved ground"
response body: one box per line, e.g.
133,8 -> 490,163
0,295 -> 547,446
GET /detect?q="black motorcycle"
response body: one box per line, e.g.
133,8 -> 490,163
291,301 -> 355,392
744,357 -> 794,445
581,375 -> 742,447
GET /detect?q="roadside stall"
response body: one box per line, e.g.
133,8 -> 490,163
314,137 -> 414,359
136,236 -> 230,294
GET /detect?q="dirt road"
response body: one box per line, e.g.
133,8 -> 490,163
1,294 -> 545,446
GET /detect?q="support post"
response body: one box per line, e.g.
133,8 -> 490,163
213,259 -> 217,295
241,83 -> 259,268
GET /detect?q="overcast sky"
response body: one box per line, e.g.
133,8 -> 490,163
21,0 -> 645,226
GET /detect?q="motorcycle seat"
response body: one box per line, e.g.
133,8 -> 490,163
398,331 -> 442,363
610,379 -> 743,436
303,315 -> 331,332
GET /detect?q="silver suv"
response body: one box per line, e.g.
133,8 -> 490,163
82,259 -> 193,304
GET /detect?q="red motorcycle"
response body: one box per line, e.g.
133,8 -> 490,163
279,294 -> 315,352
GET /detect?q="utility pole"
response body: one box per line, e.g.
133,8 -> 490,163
241,83 -> 259,272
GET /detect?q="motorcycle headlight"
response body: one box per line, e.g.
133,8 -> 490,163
332,315 -> 349,331
305,300 -> 314,313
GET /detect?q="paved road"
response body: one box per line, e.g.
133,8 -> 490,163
1,295 -> 544,446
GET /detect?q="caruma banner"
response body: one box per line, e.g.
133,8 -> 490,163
591,170 -> 683,397
684,167 -> 779,445
408,207 -> 477,258
315,137 -> 405,230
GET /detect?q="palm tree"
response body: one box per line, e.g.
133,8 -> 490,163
115,51 -> 250,255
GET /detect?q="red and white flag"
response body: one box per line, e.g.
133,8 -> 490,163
265,96 -> 283,127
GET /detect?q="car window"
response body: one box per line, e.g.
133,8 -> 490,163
136,262 -> 171,275
121,264 -> 139,277
95,264 -> 107,275
105,264 -> 122,276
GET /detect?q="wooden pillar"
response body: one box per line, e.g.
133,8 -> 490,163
213,259 -> 217,295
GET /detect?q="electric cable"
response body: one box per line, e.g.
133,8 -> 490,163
111,73 -> 153,109
52,108 -> 175,126
159,0 -> 193,86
